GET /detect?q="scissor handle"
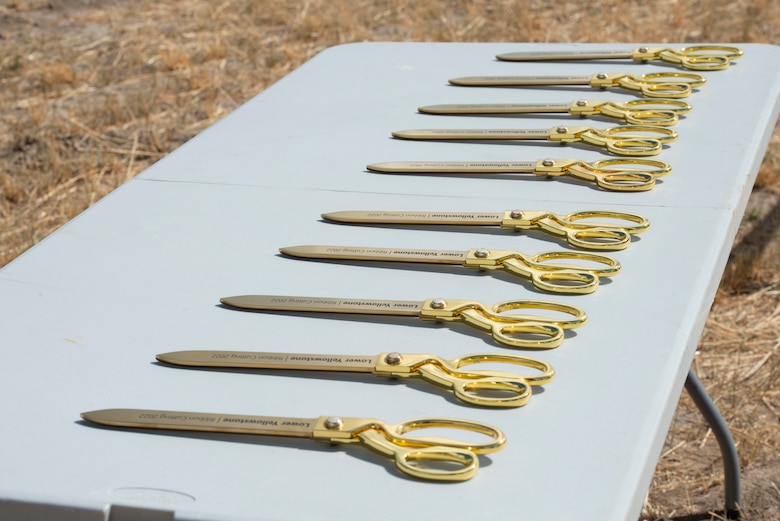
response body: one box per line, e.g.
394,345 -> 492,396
454,300 -> 586,349
508,209 -> 648,249
509,208 -> 650,232
573,157 -> 671,191
500,257 -> 600,294
621,108 -> 678,126
603,99 -> 691,126
387,417 -> 507,453
486,299 -> 588,328
446,353 -> 555,385
602,124 -> 677,145
564,228 -> 633,251
619,98 -> 693,114
562,209 -> 651,232
577,126 -> 670,156
592,170 -> 657,191
533,220 -> 634,250
414,352 -> 555,407
359,416 -> 507,480
616,72 -> 706,98
459,307 -> 563,348
528,250 -> 622,276
555,159 -> 658,192
658,46 -> 743,71
421,298 -> 586,348
609,125 -> 676,153
357,429 -> 479,481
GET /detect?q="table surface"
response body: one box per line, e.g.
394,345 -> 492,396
1,43 -> 779,521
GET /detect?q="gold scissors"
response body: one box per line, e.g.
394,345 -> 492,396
322,209 -> 650,251
279,245 -> 620,294
367,157 -> 671,192
81,408 -> 506,481
157,349 -> 556,408
418,99 -> 692,126
392,125 -> 677,156
449,72 -> 706,98
496,45 -> 744,71
220,295 -> 587,349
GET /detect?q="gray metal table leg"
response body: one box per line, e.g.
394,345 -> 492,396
684,369 -> 742,519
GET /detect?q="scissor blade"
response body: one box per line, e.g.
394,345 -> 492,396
496,50 -> 632,61
393,128 -> 550,140
321,210 -> 504,226
418,103 -> 569,115
367,161 -> 538,174
81,409 -> 316,437
449,75 -> 592,86
157,350 -> 378,372
220,295 -> 424,316
280,245 -> 467,265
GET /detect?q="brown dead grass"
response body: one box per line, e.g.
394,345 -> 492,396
1,1 -> 779,519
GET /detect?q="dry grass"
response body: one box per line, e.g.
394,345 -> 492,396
1,1 -> 779,519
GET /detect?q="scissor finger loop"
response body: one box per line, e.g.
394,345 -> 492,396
490,321 -> 565,349
620,98 -> 693,113
448,353 -> 555,384
393,445 -> 479,481
409,355 -> 536,407
673,54 -> 730,71
422,298 -> 587,328
531,268 -> 600,294
530,250 -> 622,275
389,417 -> 507,453
602,124 -> 678,142
617,99 -> 691,125
550,125 -> 675,156
452,378 -> 533,407
595,125 -> 677,156
529,218 -> 635,249
552,126 -> 661,156
501,209 -> 649,246
494,256 -> 600,294
574,100 -> 688,126
457,307 -> 565,349
595,171 -> 657,191
619,109 -> 679,126
355,418 -> 504,481
587,157 -> 672,179
463,247 -> 603,292
565,209 -> 651,232
636,71 -> 706,97
420,298 -> 586,348
377,351 -> 554,383
538,158 -> 666,191
589,72 -> 705,98
375,352 -> 543,406
567,228 -> 632,251
485,299 -> 588,328
655,46 -> 744,71
677,45 -> 743,59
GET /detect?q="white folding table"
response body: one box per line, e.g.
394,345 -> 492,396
1,43 -> 779,521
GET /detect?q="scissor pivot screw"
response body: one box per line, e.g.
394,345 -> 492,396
541,159 -> 554,167
556,126 -> 568,134
475,248 -> 490,258
431,298 -> 447,309
324,416 -> 343,430
576,99 -> 587,106
384,352 -> 403,365
510,210 -> 524,219
596,72 -> 608,79
638,46 -> 649,53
